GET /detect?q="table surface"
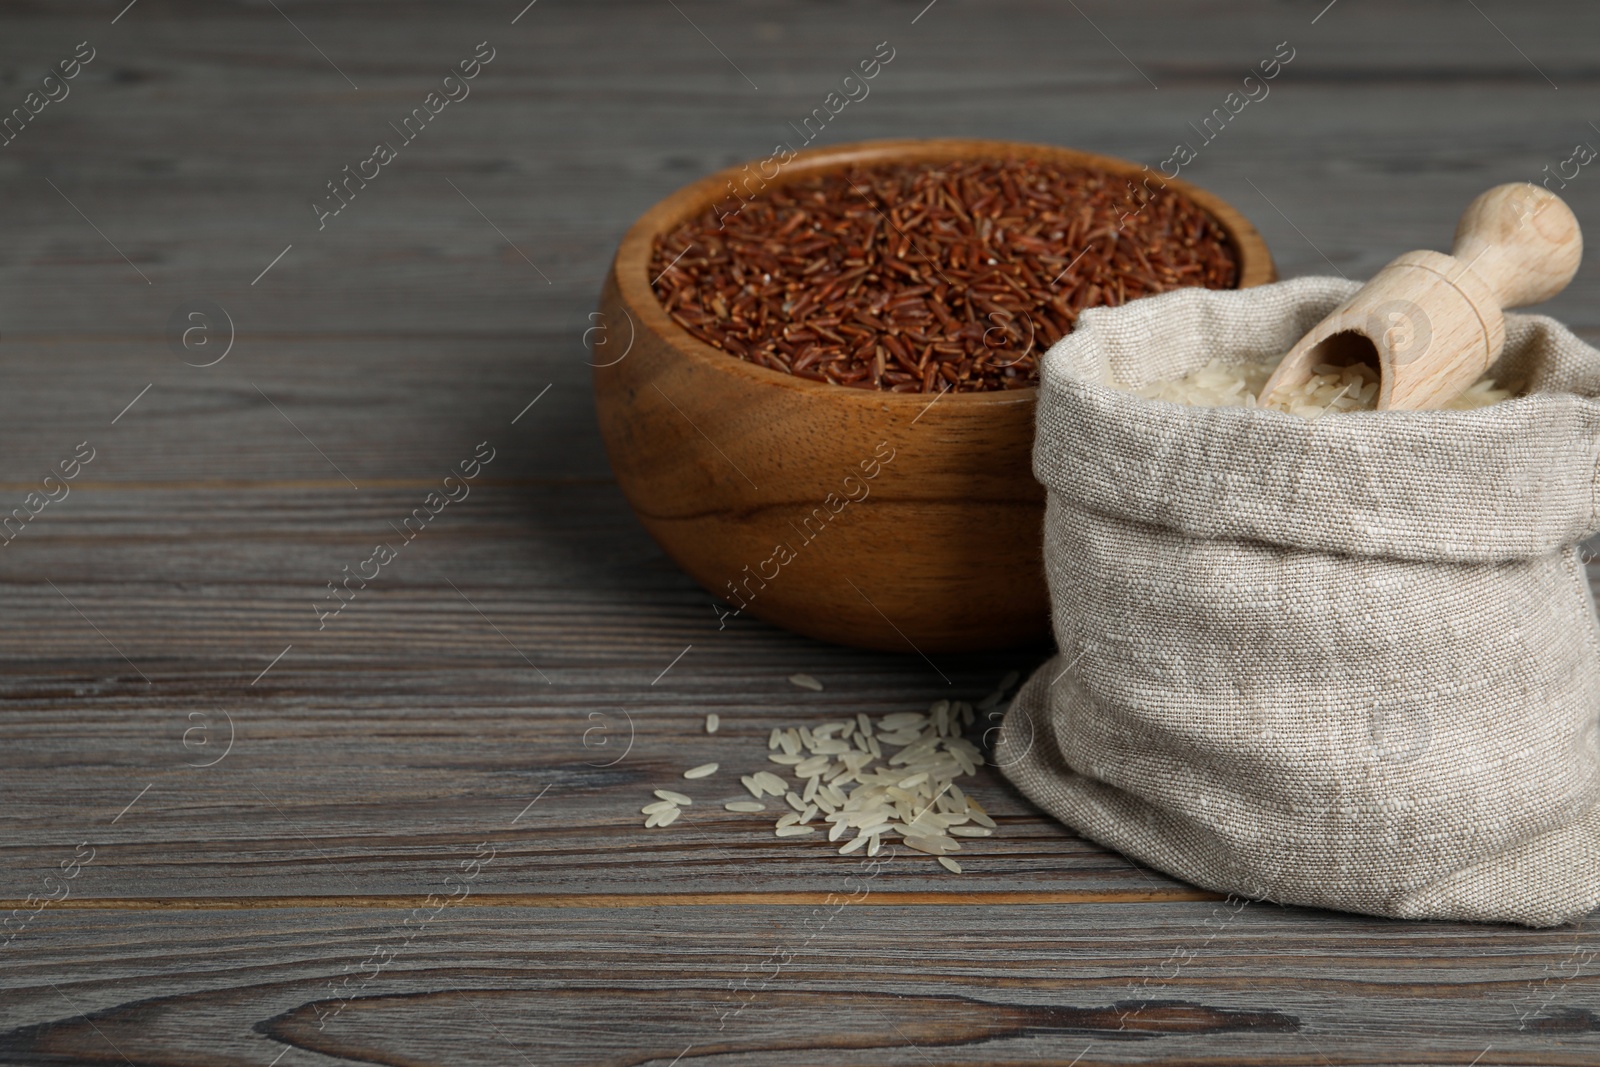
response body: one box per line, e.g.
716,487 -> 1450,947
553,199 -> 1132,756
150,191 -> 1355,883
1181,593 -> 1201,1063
3,1 -> 1598,1064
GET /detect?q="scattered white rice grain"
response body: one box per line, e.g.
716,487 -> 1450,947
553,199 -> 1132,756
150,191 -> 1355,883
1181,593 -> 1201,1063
789,673 -> 823,691
938,856 -> 963,874
660,688 -> 1000,869
881,713 -> 927,730
754,771 -> 789,795
903,834 -> 956,856
795,755 -> 830,777
705,713 -> 720,734
877,730 -> 922,747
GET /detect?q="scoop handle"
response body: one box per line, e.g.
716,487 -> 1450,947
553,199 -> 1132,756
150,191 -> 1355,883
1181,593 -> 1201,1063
1452,183 -> 1582,308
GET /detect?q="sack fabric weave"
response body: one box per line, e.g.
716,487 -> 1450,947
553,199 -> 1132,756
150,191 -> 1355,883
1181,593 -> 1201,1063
997,276 -> 1600,926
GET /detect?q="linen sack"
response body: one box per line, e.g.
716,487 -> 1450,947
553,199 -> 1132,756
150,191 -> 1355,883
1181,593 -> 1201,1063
997,276 -> 1600,926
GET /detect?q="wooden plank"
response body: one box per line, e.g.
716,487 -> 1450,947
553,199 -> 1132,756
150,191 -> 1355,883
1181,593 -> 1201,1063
0,339 -> 608,485
0,481 -> 1592,899
0,484 -> 1079,898
0,904 -> 1594,1066
0,485 -> 1596,901
1,1 -> 1599,338
0,890 -> 1220,909
1,4 -> 1598,1065
0,653 -> 1159,897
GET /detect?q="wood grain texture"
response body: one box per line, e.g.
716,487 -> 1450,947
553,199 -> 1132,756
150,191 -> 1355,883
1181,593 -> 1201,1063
1,905 -> 1596,1066
1453,184 -> 1585,309
4,0 -> 1600,1063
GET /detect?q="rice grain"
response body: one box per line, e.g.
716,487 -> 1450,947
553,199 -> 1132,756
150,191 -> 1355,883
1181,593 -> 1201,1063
754,771 -> 789,795
643,692 -> 998,873
1133,356 -> 1513,417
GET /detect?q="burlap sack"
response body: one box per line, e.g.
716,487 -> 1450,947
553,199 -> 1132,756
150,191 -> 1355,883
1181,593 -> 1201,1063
997,276 -> 1600,926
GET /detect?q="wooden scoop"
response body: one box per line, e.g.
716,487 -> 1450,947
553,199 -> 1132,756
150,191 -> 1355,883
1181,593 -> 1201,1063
1258,183 -> 1582,411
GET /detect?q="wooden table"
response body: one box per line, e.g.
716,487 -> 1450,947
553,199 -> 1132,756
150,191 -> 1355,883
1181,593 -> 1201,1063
3,2 -> 1597,1063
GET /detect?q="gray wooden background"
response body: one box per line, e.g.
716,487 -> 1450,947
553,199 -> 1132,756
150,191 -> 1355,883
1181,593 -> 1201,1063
2,1 -> 1597,1064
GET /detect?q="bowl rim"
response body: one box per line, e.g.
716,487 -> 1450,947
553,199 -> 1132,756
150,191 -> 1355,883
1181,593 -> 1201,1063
612,137 -> 1276,407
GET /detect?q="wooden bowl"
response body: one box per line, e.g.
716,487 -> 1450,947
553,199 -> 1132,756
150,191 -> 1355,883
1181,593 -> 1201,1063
595,138 -> 1275,653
